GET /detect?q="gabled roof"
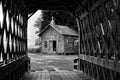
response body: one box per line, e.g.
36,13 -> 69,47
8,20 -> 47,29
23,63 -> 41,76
39,23 -> 78,36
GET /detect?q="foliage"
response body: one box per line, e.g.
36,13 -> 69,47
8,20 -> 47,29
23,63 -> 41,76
34,10 -> 78,33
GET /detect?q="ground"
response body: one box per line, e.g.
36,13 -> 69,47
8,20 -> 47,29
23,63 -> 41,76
28,53 -> 78,72
21,53 -> 93,80
21,53 -> 94,80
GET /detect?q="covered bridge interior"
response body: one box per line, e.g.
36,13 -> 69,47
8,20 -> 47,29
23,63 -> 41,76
0,0 -> 120,80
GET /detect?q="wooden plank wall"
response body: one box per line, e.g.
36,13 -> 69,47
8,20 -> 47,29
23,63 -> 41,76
0,0 -> 29,80
76,0 -> 120,80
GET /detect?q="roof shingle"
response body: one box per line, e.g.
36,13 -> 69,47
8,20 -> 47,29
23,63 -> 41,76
39,23 -> 78,36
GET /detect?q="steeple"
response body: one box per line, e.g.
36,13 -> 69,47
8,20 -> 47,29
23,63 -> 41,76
50,16 -> 55,25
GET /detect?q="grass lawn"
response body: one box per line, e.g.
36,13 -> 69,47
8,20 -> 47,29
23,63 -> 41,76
29,53 -> 78,72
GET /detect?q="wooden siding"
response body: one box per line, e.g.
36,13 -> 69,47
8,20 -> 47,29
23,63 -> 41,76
41,26 -> 64,54
64,36 -> 78,54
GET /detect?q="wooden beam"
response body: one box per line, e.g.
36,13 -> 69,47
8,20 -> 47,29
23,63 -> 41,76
79,54 -> 120,72
79,0 -> 107,20
28,12 -> 36,19
74,0 -> 89,12
0,56 -> 29,80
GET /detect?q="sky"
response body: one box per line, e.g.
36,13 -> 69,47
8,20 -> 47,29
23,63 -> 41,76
27,10 -> 42,48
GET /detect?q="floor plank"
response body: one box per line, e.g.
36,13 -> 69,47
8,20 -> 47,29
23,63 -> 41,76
42,70 -> 50,80
23,72 -> 35,80
36,71 -> 42,80
31,72 -> 38,80
21,71 -> 93,80
59,71 -> 73,80
49,71 -> 62,80
65,71 -> 82,80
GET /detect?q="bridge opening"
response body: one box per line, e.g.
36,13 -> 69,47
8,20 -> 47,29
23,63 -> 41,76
1,0 -> 120,80
27,9 -> 80,71
26,9 -> 88,80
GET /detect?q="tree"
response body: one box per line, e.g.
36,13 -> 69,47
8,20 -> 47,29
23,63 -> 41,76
34,10 -> 78,33
34,10 -> 51,33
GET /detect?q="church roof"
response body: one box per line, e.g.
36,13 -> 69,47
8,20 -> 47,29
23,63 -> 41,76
39,23 -> 78,36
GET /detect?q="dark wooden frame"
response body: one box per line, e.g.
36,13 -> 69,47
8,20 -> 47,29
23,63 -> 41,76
0,0 -> 29,80
76,0 -> 120,79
